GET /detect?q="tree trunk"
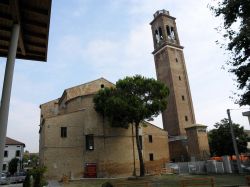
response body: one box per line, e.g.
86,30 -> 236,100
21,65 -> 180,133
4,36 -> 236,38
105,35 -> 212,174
135,123 -> 145,176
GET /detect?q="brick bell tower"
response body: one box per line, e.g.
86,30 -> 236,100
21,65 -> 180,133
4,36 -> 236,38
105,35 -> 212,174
150,10 -> 197,161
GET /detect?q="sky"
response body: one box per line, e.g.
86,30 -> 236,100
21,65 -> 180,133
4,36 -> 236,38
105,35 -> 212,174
0,0 -> 249,152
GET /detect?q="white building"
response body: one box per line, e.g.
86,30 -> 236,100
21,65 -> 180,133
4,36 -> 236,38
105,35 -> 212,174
2,137 -> 25,172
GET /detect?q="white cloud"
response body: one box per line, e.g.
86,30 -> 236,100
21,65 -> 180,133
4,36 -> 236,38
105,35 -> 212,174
7,98 -> 40,152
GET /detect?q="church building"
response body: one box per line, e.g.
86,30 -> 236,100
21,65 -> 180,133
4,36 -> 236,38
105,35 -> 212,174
39,78 -> 169,179
39,10 -> 210,179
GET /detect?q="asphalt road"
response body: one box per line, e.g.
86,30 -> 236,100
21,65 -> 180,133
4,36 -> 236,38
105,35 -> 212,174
0,183 -> 22,187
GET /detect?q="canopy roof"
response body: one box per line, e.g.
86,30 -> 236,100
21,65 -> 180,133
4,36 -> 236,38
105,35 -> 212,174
0,0 -> 52,62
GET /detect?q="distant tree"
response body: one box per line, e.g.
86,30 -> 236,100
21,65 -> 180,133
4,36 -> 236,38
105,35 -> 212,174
8,158 -> 19,175
210,0 -> 250,106
93,75 -> 169,176
30,154 -> 39,167
208,118 -> 248,156
22,151 -> 29,164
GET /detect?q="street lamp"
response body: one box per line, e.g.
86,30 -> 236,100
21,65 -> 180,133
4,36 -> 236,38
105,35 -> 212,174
227,109 -> 243,174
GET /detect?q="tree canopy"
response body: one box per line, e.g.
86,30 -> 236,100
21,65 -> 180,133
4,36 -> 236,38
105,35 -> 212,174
8,158 -> 19,175
208,118 -> 248,156
210,0 -> 250,106
93,75 -> 169,176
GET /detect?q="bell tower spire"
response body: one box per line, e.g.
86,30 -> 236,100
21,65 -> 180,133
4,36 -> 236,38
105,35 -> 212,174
151,10 -> 197,161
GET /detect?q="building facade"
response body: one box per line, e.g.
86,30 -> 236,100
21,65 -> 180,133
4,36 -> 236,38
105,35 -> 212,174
2,137 -> 25,172
150,10 -> 210,161
39,78 -> 170,179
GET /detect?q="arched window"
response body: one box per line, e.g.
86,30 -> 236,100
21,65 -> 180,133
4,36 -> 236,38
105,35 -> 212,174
158,27 -> 163,40
166,25 -> 171,36
155,29 -> 160,43
170,27 -> 176,40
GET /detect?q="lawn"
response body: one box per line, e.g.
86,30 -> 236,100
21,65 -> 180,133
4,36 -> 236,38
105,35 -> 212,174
62,174 -> 248,187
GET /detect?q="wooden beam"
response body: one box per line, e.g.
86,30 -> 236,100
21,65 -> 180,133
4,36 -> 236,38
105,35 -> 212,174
26,41 -> 46,48
24,19 -> 48,28
0,36 -> 11,42
0,0 -> 9,6
0,25 -> 11,32
0,44 -> 9,50
26,49 -> 45,56
22,6 -> 49,17
10,0 -> 26,56
24,31 -> 47,40
0,12 -> 12,21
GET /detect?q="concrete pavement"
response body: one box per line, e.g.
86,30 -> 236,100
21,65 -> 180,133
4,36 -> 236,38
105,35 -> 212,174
47,180 -> 61,187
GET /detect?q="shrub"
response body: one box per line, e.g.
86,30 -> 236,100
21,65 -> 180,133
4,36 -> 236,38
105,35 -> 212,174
102,181 -> 114,187
23,166 -> 47,187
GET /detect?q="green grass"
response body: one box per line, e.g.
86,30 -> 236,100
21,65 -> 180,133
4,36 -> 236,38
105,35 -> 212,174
62,174 -> 248,187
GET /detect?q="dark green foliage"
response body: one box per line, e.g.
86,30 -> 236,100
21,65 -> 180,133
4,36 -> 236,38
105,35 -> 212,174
94,75 -> 169,127
208,118 -> 248,156
23,166 -> 47,187
210,0 -> 250,106
8,158 -> 19,175
102,181 -> 114,187
93,75 -> 169,176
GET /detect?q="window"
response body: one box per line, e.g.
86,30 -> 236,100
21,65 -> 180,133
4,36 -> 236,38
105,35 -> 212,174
139,135 -> 143,150
166,25 -> 171,36
170,27 -> 176,40
2,164 -> 6,171
4,151 -> 8,158
149,153 -> 154,161
158,27 -> 163,40
148,135 -> 153,143
176,58 -> 178,62
155,29 -> 160,43
16,150 -> 20,157
185,116 -> 188,121
101,84 -> 104,88
182,95 -> 185,101
61,127 -> 67,138
179,76 -> 181,80
86,134 -> 94,151
198,129 -> 206,133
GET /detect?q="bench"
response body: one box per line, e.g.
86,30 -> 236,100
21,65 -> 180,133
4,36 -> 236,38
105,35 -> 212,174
180,177 -> 215,187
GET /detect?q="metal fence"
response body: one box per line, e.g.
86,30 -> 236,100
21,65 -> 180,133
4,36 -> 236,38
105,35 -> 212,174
166,159 -> 250,174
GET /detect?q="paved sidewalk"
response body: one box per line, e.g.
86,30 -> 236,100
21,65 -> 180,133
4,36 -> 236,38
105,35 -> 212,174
1,184 -> 22,187
47,180 -> 61,187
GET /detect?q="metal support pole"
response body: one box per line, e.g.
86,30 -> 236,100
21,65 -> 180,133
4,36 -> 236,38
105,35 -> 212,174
0,24 -> 20,173
227,109 -> 243,174
131,125 -> 136,176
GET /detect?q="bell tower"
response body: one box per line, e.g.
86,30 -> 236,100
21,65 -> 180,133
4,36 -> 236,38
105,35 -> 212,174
150,10 -> 196,161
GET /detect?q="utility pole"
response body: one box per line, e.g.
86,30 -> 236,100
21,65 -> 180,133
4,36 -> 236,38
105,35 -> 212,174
131,125 -> 136,176
227,109 -> 243,174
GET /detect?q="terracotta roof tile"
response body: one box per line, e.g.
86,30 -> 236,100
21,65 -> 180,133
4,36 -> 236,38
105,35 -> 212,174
5,137 -> 25,147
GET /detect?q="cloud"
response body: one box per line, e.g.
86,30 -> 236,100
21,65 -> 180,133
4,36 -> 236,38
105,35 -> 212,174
7,98 -> 40,152
72,0 -> 88,17
81,22 -> 155,81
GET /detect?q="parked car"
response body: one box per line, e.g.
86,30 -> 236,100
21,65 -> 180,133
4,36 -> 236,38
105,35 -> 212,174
0,172 -> 7,185
9,172 -> 26,183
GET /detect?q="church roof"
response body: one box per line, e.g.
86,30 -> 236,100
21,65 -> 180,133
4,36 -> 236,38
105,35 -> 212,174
59,78 -> 115,104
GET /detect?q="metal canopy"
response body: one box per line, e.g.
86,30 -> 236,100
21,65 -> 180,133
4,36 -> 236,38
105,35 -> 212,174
0,0 -> 52,62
